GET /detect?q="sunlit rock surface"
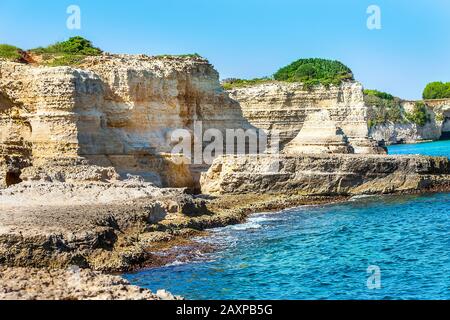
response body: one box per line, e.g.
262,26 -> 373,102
227,81 -> 385,154
0,55 -> 251,189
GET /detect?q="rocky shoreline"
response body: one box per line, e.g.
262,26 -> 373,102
0,187 -> 349,300
0,184 -> 349,272
2,183 -> 450,300
1,52 -> 450,300
0,267 -> 182,300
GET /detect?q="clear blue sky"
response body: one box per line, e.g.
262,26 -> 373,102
1,0 -> 449,99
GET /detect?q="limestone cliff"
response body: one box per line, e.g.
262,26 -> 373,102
227,81 -> 385,154
0,55 -> 250,189
368,99 -> 450,145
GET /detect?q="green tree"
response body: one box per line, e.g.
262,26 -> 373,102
422,82 -> 450,99
274,58 -> 353,88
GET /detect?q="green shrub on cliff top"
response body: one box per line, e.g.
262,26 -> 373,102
30,36 -> 102,67
0,44 -> 22,61
222,58 -> 354,90
273,58 -> 354,88
222,77 -> 273,90
405,101 -> 431,126
364,89 -> 394,100
364,89 -> 405,128
422,82 -> 450,99
31,36 -> 102,55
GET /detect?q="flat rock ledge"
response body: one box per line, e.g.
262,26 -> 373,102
201,153 -> 450,195
0,267 -> 181,300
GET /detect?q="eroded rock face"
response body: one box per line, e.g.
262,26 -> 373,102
227,81 -> 385,154
200,154 -> 450,196
369,100 -> 450,145
369,122 -> 441,145
283,110 -> 354,154
0,55 -> 250,188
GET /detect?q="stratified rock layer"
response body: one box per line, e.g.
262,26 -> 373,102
0,55 -> 251,189
283,110 -> 354,154
369,99 -> 450,144
201,154 -> 450,196
227,81 -> 385,154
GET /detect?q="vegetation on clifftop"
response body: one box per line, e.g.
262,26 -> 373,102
364,89 -> 395,101
0,44 -> 22,61
221,77 -> 273,90
29,36 -> 102,66
222,58 -> 354,90
365,89 -> 431,128
365,90 -> 405,128
405,101 -> 431,126
1,37 -> 206,67
155,53 -> 202,59
422,82 -> 450,99
274,58 -> 354,88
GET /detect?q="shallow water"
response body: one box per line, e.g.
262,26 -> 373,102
124,141 -> 450,300
387,139 -> 450,158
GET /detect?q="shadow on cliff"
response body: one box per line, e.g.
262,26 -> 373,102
0,90 -> 33,187
73,78 -> 266,193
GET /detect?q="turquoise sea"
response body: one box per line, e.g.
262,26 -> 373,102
124,140 -> 450,300
387,140 -> 450,158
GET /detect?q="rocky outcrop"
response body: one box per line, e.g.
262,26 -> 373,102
0,267 -> 181,300
201,154 -> 450,196
369,122 -> 441,145
369,99 -> 450,144
2,56 -> 399,191
227,81 -> 385,154
283,110 -> 354,154
0,185 -> 210,271
0,55 -> 251,189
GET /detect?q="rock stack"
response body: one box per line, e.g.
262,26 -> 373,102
283,110 -> 354,154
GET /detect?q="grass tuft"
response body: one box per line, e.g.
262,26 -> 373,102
0,44 -> 22,61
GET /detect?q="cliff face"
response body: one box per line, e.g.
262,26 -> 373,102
0,55 -> 249,188
369,99 -> 450,144
4,54 -> 448,191
227,81 -> 384,154
201,154 -> 450,196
